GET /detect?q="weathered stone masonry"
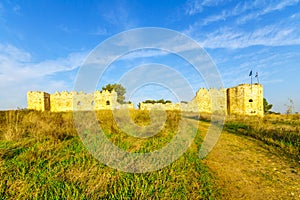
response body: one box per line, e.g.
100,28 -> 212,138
27,83 -> 264,116
28,90 -> 133,112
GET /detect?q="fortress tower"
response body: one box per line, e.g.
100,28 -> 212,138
227,83 -> 264,117
27,91 -> 50,111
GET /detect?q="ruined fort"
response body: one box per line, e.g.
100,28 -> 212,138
27,83 -> 264,116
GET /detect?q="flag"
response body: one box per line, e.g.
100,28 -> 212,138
255,72 -> 258,78
249,70 -> 252,76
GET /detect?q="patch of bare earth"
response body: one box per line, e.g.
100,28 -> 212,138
196,121 -> 300,199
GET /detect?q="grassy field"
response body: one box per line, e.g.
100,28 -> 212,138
0,110 -> 218,199
1,110 -> 299,199
195,112 -> 300,160
223,114 -> 300,160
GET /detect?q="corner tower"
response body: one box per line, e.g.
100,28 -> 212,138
227,83 -> 264,117
27,91 -> 51,111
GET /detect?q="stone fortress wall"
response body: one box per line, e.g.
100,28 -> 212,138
27,83 -> 264,116
27,90 -> 134,112
139,84 -> 263,116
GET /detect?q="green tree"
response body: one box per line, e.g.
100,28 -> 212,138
102,83 -> 126,104
144,100 -> 155,104
157,99 -> 165,104
143,99 -> 172,104
263,98 -> 273,114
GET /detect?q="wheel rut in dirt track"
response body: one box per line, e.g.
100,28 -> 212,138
194,120 -> 300,199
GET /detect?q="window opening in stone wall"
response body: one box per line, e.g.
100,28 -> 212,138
249,99 -> 253,102
77,101 -> 81,106
106,100 -> 110,105
91,101 -> 94,106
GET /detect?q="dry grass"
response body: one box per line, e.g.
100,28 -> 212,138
0,110 -> 218,199
195,113 -> 300,160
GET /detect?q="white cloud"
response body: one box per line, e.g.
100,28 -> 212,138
190,23 -> 300,49
86,29 -> 203,66
194,0 -> 299,26
0,43 -> 88,109
202,11 -> 227,25
212,46 -> 300,90
185,0 -> 203,15
263,0 -> 299,13
120,49 -> 169,60
201,2 -> 252,25
184,1 -> 300,49
237,0 -> 299,24
0,43 -> 31,62
290,12 -> 300,19
0,44 -> 86,83
185,0 -> 227,16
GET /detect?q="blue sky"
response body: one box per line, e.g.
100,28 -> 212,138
0,0 -> 299,113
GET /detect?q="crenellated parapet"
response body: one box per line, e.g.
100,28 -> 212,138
27,83 -> 264,116
27,90 -> 118,112
94,90 -> 118,110
27,91 -> 50,111
138,84 -> 263,116
227,83 -> 263,117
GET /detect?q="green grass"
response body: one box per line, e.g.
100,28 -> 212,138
196,113 -> 300,160
0,110 -> 219,199
2,110 -> 299,199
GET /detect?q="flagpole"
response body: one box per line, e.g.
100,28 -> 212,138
251,75 -> 252,92
249,70 -> 253,92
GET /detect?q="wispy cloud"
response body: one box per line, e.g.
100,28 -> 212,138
188,20 -> 300,49
91,27 -> 109,36
290,12 -> 300,19
100,2 -> 137,30
120,49 -> 169,60
237,0 -> 299,24
0,44 -> 86,82
185,0 -> 203,15
0,43 -> 87,109
263,0 -> 299,13
184,0 -> 226,16
189,0 -> 299,26
201,2 -> 253,25
212,46 -> 300,89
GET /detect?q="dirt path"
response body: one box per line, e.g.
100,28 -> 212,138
196,121 -> 300,199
